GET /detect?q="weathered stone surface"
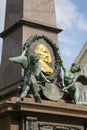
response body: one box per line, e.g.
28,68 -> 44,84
0,97 -> 86,130
0,0 -> 62,90
5,0 -> 56,30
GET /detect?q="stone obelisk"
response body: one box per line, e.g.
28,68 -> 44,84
0,0 -> 62,96
0,2 -> 87,130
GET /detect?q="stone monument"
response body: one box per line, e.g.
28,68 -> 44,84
0,0 -> 87,130
0,0 -> 62,97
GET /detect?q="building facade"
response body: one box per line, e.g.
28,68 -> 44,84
75,41 -> 87,102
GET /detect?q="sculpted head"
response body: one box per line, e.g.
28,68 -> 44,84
70,63 -> 81,73
35,44 -> 52,63
30,53 -> 40,64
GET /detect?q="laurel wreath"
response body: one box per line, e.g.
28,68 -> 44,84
23,34 -> 61,81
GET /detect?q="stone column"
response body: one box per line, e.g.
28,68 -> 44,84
0,0 -> 62,95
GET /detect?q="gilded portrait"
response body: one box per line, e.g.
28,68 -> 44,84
35,44 -> 53,75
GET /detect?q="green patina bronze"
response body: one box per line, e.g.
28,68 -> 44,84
9,35 -> 87,105
10,50 -> 50,103
60,56 -> 87,105
9,35 -> 63,103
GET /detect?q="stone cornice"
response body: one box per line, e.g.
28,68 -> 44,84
0,97 -> 87,123
0,79 -> 22,101
0,18 -> 63,38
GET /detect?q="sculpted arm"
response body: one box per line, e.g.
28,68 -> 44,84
59,55 -> 67,72
63,75 -> 78,90
40,71 -> 50,83
9,49 -> 28,69
63,82 -> 74,91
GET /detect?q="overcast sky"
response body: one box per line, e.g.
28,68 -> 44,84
0,0 -> 87,68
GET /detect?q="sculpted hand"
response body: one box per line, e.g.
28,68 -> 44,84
62,87 -> 67,92
46,79 -> 51,83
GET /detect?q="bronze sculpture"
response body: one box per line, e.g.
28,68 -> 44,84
10,49 -> 50,103
60,56 -> 87,105
9,34 -> 87,105
9,35 -> 62,103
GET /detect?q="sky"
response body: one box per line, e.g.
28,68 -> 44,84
0,0 -> 87,68
55,0 -> 87,68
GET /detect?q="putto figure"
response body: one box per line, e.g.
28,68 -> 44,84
9,35 -> 63,103
60,56 -> 87,105
9,49 -> 50,103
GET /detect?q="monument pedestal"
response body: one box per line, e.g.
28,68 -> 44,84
0,1 -> 87,130
0,97 -> 87,130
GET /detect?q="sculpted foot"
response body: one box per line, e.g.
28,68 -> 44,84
16,97 -> 23,103
35,94 -> 42,103
16,92 -> 27,103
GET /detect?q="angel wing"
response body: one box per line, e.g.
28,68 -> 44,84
76,75 -> 87,85
9,49 -> 28,69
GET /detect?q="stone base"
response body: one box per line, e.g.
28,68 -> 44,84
0,97 -> 87,130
